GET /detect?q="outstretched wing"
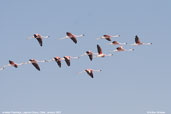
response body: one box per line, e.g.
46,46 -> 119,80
135,35 -> 141,44
64,57 -> 70,66
9,60 -> 18,68
88,54 -> 93,61
70,37 -> 77,44
32,63 -> 40,71
36,38 -> 43,46
85,70 -> 93,78
104,35 -> 111,41
86,51 -> 93,61
54,58 -> 61,68
97,44 -> 102,54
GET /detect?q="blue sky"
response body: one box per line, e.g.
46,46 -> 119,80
0,0 -> 171,114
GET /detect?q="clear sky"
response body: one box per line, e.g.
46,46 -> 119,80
0,0 -> 171,114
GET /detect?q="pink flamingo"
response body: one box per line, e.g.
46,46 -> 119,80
9,60 -> 18,68
59,32 -> 84,44
79,69 -> 102,78
96,34 -> 120,41
53,56 -> 65,68
27,33 -> 49,46
110,46 -> 134,52
29,59 -> 41,71
108,41 -> 127,45
64,56 -> 79,66
24,59 -> 47,71
0,60 -> 25,71
96,44 -> 113,57
131,35 -> 152,46
80,50 -> 94,61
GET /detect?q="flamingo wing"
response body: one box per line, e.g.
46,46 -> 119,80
70,37 -> 77,44
104,35 -> 111,41
97,44 -> 102,54
85,70 -> 93,78
135,35 -> 141,44
88,54 -> 93,61
86,51 -> 93,61
106,38 -> 111,41
32,62 -> 40,71
54,58 -> 61,68
64,57 -> 70,66
36,38 -> 43,46
112,41 -> 119,45
9,60 -> 18,68
66,32 -> 73,37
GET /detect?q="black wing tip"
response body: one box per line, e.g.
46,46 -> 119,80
106,38 -> 111,41
135,35 -> 139,38
97,44 -> 100,48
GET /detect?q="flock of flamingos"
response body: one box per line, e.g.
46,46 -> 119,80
0,32 -> 152,78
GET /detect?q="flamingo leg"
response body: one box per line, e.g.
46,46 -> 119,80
75,34 -> 85,38
42,36 -> 50,39
59,36 -> 69,40
71,56 -> 80,59
111,35 -> 120,37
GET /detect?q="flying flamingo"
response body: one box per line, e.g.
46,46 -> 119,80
131,35 -> 152,46
53,56 -> 65,68
96,34 -> 120,41
96,44 -> 113,57
59,32 -> 85,44
80,50 -> 94,61
79,69 -> 102,78
0,60 -> 25,71
108,41 -> 127,45
29,59 -> 41,71
42,56 -> 65,68
9,60 -> 18,68
63,56 -> 79,66
110,46 -> 134,52
27,33 -> 50,46
24,59 -> 47,71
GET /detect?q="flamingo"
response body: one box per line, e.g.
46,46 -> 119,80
29,59 -> 41,71
25,59 -> 47,71
96,34 -> 120,41
108,41 -> 127,45
80,50 -> 94,61
110,46 -> 134,52
27,33 -> 49,46
42,56 -> 65,68
0,60 -> 25,71
64,56 -> 79,66
131,35 -> 152,46
53,56 -> 65,68
96,44 -> 113,57
79,69 -> 102,78
9,60 -> 18,68
59,32 -> 85,44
